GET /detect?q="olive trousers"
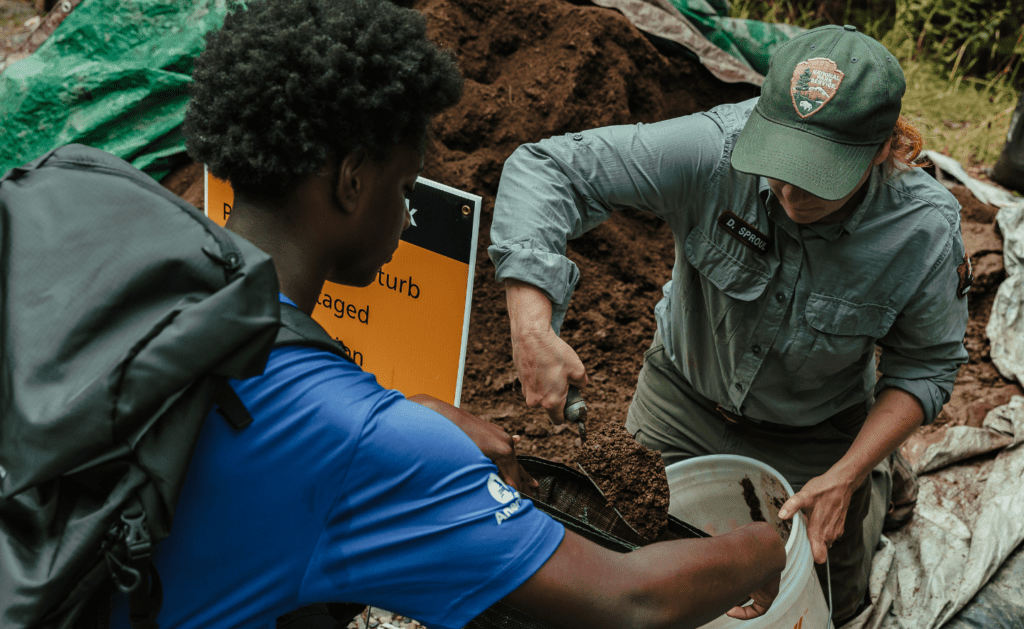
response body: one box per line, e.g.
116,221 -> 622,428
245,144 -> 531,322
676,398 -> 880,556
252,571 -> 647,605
624,332 -> 891,623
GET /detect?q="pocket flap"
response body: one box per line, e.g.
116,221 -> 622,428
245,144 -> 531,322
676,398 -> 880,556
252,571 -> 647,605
805,294 -> 896,337
685,227 -> 769,301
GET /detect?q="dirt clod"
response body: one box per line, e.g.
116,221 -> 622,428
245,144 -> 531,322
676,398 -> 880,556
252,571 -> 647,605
739,476 -> 765,523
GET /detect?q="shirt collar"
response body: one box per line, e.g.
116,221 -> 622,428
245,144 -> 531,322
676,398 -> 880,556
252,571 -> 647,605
759,167 -> 882,242
759,177 -> 801,241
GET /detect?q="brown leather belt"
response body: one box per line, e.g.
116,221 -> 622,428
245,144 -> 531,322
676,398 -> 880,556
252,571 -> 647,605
715,403 -> 865,433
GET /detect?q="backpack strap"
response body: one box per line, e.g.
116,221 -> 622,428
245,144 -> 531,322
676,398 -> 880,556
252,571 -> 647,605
213,378 -> 255,430
212,303 -> 353,431
275,302 -> 355,362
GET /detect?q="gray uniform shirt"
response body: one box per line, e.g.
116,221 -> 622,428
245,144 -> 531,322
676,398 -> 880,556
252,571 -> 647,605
489,98 -> 969,426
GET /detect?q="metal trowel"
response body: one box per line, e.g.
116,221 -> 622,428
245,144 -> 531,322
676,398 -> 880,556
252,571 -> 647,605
564,385 -> 588,443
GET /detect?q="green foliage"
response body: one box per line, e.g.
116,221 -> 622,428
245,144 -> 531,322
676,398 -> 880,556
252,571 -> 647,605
881,0 -> 1023,88
732,0 -> 1023,87
730,0 -> 1024,167
900,58 -> 1019,167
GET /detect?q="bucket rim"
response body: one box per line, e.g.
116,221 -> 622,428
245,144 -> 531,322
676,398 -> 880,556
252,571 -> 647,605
665,454 -> 796,498
664,454 -> 804,559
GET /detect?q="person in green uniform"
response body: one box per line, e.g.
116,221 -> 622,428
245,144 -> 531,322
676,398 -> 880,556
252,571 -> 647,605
491,24 -> 971,623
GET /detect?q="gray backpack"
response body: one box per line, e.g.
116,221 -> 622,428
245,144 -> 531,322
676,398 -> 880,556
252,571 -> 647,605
0,144 -> 283,629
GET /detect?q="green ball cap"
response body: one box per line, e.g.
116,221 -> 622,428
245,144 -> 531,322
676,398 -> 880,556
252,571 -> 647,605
731,24 -> 906,201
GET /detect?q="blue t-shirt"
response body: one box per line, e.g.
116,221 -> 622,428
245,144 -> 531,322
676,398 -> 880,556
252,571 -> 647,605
112,299 -> 564,628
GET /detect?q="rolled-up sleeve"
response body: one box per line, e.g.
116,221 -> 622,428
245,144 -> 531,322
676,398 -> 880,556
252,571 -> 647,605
489,115 -> 725,330
876,221 -> 970,423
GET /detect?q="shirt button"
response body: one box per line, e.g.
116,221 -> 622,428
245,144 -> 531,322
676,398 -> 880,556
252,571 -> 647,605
572,133 -> 584,141
752,345 -> 761,355
775,292 -> 785,302
734,383 -> 743,392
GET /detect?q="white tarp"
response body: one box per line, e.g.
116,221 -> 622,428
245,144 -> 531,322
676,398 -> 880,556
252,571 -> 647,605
846,397 -> 1024,629
987,203 -> 1024,385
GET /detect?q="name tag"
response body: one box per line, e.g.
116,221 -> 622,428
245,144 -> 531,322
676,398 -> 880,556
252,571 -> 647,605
717,211 -> 772,255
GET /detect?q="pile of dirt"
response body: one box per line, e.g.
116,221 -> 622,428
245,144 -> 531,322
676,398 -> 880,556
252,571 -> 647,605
573,422 -> 669,541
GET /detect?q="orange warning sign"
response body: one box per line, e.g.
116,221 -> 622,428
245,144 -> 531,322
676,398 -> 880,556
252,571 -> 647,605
205,170 -> 480,405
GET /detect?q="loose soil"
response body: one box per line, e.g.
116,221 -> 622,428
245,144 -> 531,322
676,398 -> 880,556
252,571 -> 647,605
573,422 -> 669,541
416,0 -> 758,471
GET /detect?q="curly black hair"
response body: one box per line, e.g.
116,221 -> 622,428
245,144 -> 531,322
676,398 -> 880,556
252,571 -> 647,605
184,0 -> 463,198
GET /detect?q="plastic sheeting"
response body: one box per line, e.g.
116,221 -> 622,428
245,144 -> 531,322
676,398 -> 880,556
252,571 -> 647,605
665,0 -> 803,76
841,155 -> 1024,629
845,397 -> 1024,629
945,541 -> 1024,629
589,0 -> 802,86
988,204 -> 1024,386
0,0 -> 238,182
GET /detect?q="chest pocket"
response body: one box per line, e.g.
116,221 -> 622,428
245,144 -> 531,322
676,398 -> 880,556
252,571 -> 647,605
684,226 -> 770,345
787,294 -> 897,378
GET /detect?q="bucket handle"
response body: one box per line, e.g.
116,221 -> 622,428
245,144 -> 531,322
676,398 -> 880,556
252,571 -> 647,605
825,556 -> 833,629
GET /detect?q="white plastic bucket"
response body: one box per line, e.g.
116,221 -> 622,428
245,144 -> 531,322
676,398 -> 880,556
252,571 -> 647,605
666,455 -> 831,629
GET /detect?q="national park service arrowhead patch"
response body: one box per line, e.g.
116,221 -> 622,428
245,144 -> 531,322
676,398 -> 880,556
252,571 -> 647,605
791,58 -> 845,118
956,254 -> 973,299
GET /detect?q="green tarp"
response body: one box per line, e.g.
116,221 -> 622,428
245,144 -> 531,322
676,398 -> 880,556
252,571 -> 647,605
0,0 -> 798,181
668,0 -> 804,76
0,0 -> 240,181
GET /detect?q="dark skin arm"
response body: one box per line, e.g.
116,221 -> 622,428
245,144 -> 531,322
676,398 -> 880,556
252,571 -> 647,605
408,394 -> 539,497
506,522 -> 786,629
410,393 -> 785,626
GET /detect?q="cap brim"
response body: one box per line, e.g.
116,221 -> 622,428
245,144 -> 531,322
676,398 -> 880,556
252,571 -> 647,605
731,108 -> 879,201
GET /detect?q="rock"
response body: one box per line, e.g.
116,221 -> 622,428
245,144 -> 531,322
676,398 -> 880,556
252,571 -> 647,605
524,421 -> 549,437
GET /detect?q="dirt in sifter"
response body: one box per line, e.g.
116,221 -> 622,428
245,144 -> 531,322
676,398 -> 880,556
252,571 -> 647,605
572,422 -> 670,542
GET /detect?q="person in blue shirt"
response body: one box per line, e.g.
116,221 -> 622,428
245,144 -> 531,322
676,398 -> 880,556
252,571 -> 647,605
108,1 -> 787,628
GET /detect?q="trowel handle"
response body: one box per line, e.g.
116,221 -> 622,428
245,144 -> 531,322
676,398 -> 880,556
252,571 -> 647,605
564,385 -> 588,442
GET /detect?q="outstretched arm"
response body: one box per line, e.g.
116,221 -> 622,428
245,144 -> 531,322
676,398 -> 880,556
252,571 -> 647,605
506,522 -> 787,629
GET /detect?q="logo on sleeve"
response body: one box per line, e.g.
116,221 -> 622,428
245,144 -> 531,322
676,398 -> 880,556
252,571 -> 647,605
791,58 -> 844,118
717,210 -> 772,255
487,473 -> 523,524
956,254 -> 973,299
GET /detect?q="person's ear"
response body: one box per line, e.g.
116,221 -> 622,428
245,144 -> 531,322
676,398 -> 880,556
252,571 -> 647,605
334,148 -> 367,214
873,137 -> 893,166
